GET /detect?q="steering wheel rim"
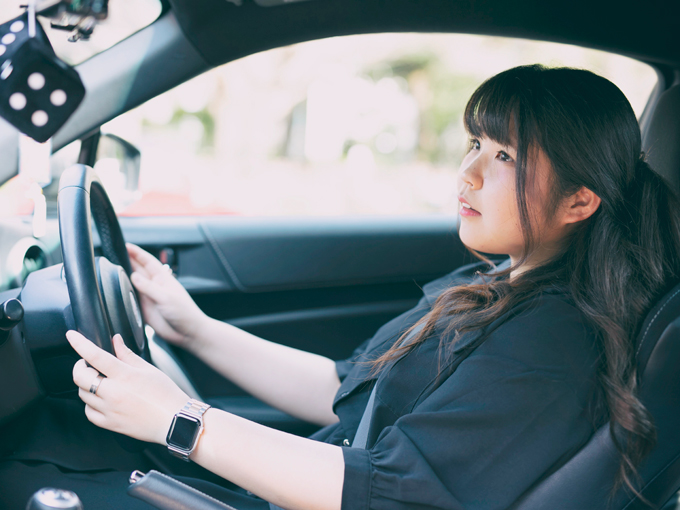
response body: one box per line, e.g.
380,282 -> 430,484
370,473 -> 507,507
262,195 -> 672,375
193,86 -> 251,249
57,164 -> 147,358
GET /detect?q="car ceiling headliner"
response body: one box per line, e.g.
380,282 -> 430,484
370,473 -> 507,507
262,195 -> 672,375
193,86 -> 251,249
167,0 -> 680,69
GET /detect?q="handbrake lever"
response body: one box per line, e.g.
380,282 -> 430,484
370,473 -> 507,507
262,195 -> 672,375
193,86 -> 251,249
127,470 -> 238,510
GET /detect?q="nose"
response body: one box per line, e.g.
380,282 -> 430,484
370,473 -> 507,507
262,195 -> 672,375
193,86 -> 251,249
458,156 -> 483,191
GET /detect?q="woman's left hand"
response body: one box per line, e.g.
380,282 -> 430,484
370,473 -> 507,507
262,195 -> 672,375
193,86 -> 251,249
67,330 -> 190,445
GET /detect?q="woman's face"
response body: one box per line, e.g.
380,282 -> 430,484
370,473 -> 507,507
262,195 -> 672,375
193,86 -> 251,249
456,136 -> 558,265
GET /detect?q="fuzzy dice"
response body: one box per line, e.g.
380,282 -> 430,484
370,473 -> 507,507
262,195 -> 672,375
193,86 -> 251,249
0,12 -> 85,143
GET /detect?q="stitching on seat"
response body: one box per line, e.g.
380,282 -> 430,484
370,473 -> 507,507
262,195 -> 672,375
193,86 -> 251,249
636,288 -> 680,358
620,448 -> 680,509
152,471 -> 239,510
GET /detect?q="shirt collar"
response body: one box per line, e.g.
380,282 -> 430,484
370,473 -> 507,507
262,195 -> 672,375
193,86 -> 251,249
422,258 -> 511,305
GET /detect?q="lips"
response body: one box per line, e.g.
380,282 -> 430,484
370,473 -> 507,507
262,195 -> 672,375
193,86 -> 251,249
458,196 -> 481,217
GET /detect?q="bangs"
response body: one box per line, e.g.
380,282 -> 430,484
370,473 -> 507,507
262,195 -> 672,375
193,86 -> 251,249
463,70 -> 528,149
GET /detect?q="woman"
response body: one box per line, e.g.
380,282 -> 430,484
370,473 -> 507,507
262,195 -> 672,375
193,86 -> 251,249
66,64 -> 680,510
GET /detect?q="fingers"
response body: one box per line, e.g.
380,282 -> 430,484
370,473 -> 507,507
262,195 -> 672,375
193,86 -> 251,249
72,358 -> 102,390
127,243 -> 166,278
66,330 -> 123,377
78,387 -> 105,411
73,359 -> 108,412
84,404 -> 107,428
126,243 -> 150,264
112,334 -> 148,369
130,271 -> 166,304
127,243 -> 147,272
127,243 -> 173,303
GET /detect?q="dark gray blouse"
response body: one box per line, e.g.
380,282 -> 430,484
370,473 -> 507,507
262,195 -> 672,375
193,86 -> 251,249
309,260 -> 602,510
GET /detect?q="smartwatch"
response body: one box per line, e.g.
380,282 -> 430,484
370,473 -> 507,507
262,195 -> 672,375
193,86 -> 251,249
166,399 -> 211,461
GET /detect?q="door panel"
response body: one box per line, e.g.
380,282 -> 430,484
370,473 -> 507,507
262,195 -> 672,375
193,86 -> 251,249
198,217 -> 467,292
119,215 -> 472,433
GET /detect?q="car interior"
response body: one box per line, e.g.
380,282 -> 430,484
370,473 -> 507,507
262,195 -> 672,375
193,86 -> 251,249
0,0 -> 680,508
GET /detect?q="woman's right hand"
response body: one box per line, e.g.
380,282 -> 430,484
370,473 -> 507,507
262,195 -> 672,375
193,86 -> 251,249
127,243 -> 209,349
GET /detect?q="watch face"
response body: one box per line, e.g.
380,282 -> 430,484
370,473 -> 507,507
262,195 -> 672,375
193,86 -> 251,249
167,415 -> 201,449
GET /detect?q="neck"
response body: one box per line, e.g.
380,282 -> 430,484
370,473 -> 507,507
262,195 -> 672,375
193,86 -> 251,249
509,259 -> 529,281
509,244 -> 563,281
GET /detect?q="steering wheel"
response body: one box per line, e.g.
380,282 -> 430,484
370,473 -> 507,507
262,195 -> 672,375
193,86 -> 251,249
57,164 -> 149,360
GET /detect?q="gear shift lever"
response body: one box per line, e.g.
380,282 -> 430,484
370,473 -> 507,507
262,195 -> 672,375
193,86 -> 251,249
26,488 -> 83,510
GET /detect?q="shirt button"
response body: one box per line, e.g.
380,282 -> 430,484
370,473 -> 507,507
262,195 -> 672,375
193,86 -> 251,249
343,439 -> 350,446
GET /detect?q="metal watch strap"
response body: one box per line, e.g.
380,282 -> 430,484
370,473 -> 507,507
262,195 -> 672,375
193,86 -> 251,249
167,399 -> 211,461
181,398 -> 211,420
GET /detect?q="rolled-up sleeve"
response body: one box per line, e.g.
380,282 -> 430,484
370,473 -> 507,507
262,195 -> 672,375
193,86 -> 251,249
340,352 -> 596,510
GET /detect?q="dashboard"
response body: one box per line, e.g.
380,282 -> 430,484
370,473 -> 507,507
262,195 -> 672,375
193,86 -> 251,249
0,217 -> 63,425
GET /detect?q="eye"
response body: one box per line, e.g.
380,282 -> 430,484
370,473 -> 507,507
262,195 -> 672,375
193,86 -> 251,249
468,138 -> 480,151
497,151 -> 514,163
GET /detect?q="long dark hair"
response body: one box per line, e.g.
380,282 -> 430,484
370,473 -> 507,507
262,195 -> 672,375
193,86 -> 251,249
373,65 -> 680,497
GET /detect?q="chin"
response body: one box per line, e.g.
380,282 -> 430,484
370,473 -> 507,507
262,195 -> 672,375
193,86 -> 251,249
459,230 -> 488,253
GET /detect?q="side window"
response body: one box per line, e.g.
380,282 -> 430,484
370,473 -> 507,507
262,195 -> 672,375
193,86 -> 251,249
98,34 -> 657,217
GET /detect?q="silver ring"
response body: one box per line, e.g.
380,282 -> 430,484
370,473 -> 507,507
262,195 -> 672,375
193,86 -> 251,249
89,374 -> 105,395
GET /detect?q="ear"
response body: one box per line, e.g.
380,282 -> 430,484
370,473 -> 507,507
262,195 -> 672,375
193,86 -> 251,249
561,186 -> 601,225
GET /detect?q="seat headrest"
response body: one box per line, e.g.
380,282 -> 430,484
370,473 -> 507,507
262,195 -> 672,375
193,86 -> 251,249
643,84 -> 680,193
